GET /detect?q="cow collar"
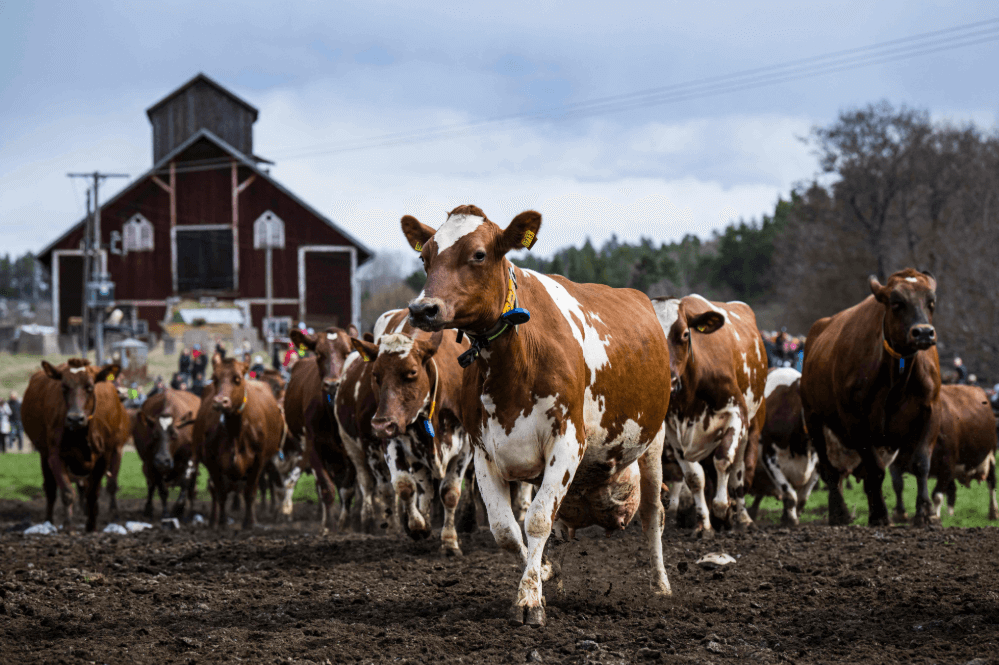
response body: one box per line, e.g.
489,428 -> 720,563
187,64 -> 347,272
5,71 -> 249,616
236,393 -> 247,414
881,319 -> 916,376
455,265 -> 530,369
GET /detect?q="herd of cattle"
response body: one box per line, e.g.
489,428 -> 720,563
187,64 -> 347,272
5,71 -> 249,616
19,204 -> 999,626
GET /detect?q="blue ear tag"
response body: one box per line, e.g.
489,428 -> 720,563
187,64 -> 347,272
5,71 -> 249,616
501,307 -> 531,326
899,358 -> 905,373
326,393 -> 332,404
421,417 -> 435,438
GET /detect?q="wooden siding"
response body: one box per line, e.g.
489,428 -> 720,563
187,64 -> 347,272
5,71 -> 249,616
149,80 -> 254,163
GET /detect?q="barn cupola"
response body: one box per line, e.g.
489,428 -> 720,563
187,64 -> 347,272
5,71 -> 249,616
146,73 -> 266,164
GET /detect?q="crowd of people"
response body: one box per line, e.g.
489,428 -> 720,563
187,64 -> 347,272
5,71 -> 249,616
761,328 -> 805,371
0,390 -> 22,453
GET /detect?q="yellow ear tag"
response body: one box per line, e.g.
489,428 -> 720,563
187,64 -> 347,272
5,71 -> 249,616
502,276 -> 517,315
107,374 -> 114,382
521,230 -> 537,249
414,242 -> 422,252
696,325 -> 707,333
360,352 -> 371,363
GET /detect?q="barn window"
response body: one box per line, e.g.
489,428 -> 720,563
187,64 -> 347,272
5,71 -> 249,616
254,210 -> 285,249
123,214 -> 154,252
176,228 -> 234,292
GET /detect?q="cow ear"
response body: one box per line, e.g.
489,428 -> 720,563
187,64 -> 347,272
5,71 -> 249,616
41,360 -> 62,381
363,332 -> 375,343
351,337 -> 379,363
869,275 -> 889,304
501,210 -> 542,254
687,311 -> 725,335
401,215 -> 436,253
347,324 -> 360,339
95,363 -> 120,383
290,328 -> 317,351
419,331 -> 444,360
920,270 -> 937,290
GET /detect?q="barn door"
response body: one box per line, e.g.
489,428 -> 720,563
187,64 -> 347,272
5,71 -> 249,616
304,251 -> 351,330
58,255 -> 83,334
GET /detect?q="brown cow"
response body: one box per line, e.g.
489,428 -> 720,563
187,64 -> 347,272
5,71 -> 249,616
133,388 -> 201,519
22,358 -> 129,531
350,324 -> 476,555
193,356 -> 285,529
284,325 -> 358,531
653,295 -> 767,535
890,383 -> 998,521
402,204 -> 672,626
748,368 -> 819,526
801,268 -> 941,526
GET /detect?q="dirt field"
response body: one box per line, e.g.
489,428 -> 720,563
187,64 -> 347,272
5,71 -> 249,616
2,497 -> 998,665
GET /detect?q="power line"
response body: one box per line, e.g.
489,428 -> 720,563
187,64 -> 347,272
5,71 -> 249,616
114,16 -> 999,179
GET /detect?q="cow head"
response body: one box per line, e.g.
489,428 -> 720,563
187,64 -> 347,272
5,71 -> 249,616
402,205 -> 541,333
652,298 -> 725,394
869,268 -> 937,355
42,359 -> 119,431
352,331 -> 444,439
143,405 -> 195,473
290,325 -> 358,400
211,357 -> 249,415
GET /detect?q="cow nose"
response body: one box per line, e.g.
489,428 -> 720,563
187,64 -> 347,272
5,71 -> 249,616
371,418 -> 398,438
322,378 -> 337,393
65,412 -> 87,429
155,455 -> 173,472
909,325 -> 936,348
408,301 -> 439,324
213,395 -> 231,411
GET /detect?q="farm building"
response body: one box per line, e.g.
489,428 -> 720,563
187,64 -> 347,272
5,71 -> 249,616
38,73 -> 372,339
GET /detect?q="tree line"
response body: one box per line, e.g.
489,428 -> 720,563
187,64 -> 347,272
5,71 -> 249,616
0,253 -> 43,301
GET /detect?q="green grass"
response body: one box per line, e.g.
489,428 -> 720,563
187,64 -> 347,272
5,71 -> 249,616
752,467 -> 998,528
0,451 -> 320,504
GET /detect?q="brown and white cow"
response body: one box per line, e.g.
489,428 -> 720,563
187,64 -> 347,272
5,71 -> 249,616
652,295 -> 767,535
350,322 -> 477,555
402,204 -> 672,626
801,268 -> 941,526
193,356 -> 285,529
890,383 -> 998,522
133,388 -> 201,519
284,325 -> 358,531
748,368 -> 819,526
22,359 -> 129,532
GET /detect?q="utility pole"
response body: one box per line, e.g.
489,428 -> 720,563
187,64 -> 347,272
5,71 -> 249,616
67,171 -> 128,365
81,190 -> 93,359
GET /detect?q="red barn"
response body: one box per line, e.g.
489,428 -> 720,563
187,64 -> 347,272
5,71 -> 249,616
39,73 -> 372,338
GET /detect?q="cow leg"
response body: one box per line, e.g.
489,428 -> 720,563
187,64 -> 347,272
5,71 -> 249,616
511,482 -> 533,524
243,467 -> 260,530
177,459 -> 198,519
385,438 -> 425,537
988,458 -> 998,521
49,452 -> 77,529
143,463 -> 157,519
910,447 -> 934,527
440,444 -> 473,556
157,474 -> 170,520
107,446 -> 122,520
808,419 -> 851,525
41,454 -> 59,525
637,425 -> 672,596
889,463 -> 908,523
798,465 -> 819,514
730,411 -> 762,531
761,447 -> 799,527
310,444 -> 338,533
676,457 -> 712,537
944,480 -> 957,517
748,493 -> 763,521
340,429 -> 380,534
710,425 -> 739,524
281,464 -> 302,521
84,459 -> 107,533
930,478 -> 946,520
860,448 -> 891,527
544,520 -> 573,600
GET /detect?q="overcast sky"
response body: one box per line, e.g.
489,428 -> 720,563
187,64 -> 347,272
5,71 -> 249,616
2,1 -> 997,267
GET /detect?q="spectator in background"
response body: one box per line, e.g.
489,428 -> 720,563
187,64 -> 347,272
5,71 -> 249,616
954,357 -> 968,385
8,391 -> 22,452
192,372 -> 205,397
192,343 -> 208,379
0,399 -> 11,452
214,337 -> 227,361
968,374 -> 978,387
147,376 -> 166,398
178,346 -> 192,376
240,339 -> 253,363
249,355 -> 267,379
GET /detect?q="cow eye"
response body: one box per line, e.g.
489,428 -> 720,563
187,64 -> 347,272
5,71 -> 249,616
86,385 -> 94,393
682,330 -> 690,341
471,250 -> 487,263
233,375 -> 241,385
927,300 -> 935,312
891,301 -> 904,311
405,371 -> 418,381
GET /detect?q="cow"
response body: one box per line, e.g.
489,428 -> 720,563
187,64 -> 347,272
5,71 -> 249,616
652,295 -> 767,536
22,358 -> 129,532
193,356 -> 285,530
349,321 -> 479,555
133,388 -> 201,519
284,325 -> 358,532
402,204 -> 672,626
890,383 -> 998,522
800,268 -> 941,526
748,368 -> 819,526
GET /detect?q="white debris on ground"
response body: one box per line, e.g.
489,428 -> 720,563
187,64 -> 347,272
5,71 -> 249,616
695,552 -> 738,570
23,521 -> 59,535
192,514 -> 207,525
125,521 -> 153,532
102,523 -> 129,535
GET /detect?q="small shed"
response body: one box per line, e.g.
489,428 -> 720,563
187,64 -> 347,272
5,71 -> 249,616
111,338 -> 149,384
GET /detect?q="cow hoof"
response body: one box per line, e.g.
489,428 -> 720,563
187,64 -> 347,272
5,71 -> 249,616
779,515 -> 799,528
892,510 -> 909,523
989,507 -> 999,521
868,515 -> 891,527
525,605 -> 546,627
507,605 -> 525,626
693,525 -> 714,540
735,519 -> 757,534
441,544 -> 463,558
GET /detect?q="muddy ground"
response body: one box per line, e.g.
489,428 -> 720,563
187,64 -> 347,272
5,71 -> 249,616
1,497 -> 998,664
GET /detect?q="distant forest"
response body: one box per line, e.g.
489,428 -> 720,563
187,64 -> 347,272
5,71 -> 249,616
402,101 -> 999,380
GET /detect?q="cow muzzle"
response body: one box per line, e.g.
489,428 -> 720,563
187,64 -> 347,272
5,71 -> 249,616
65,412 -> 88,430
908,324 -> 936,350
213,395 -> 232,412
154,453 -> 174,473
371,417 -> 400,439
408,298 -> 445,332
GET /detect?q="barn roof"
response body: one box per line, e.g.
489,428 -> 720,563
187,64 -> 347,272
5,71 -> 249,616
146,72 -> 259,122
39,128 -> 374,266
